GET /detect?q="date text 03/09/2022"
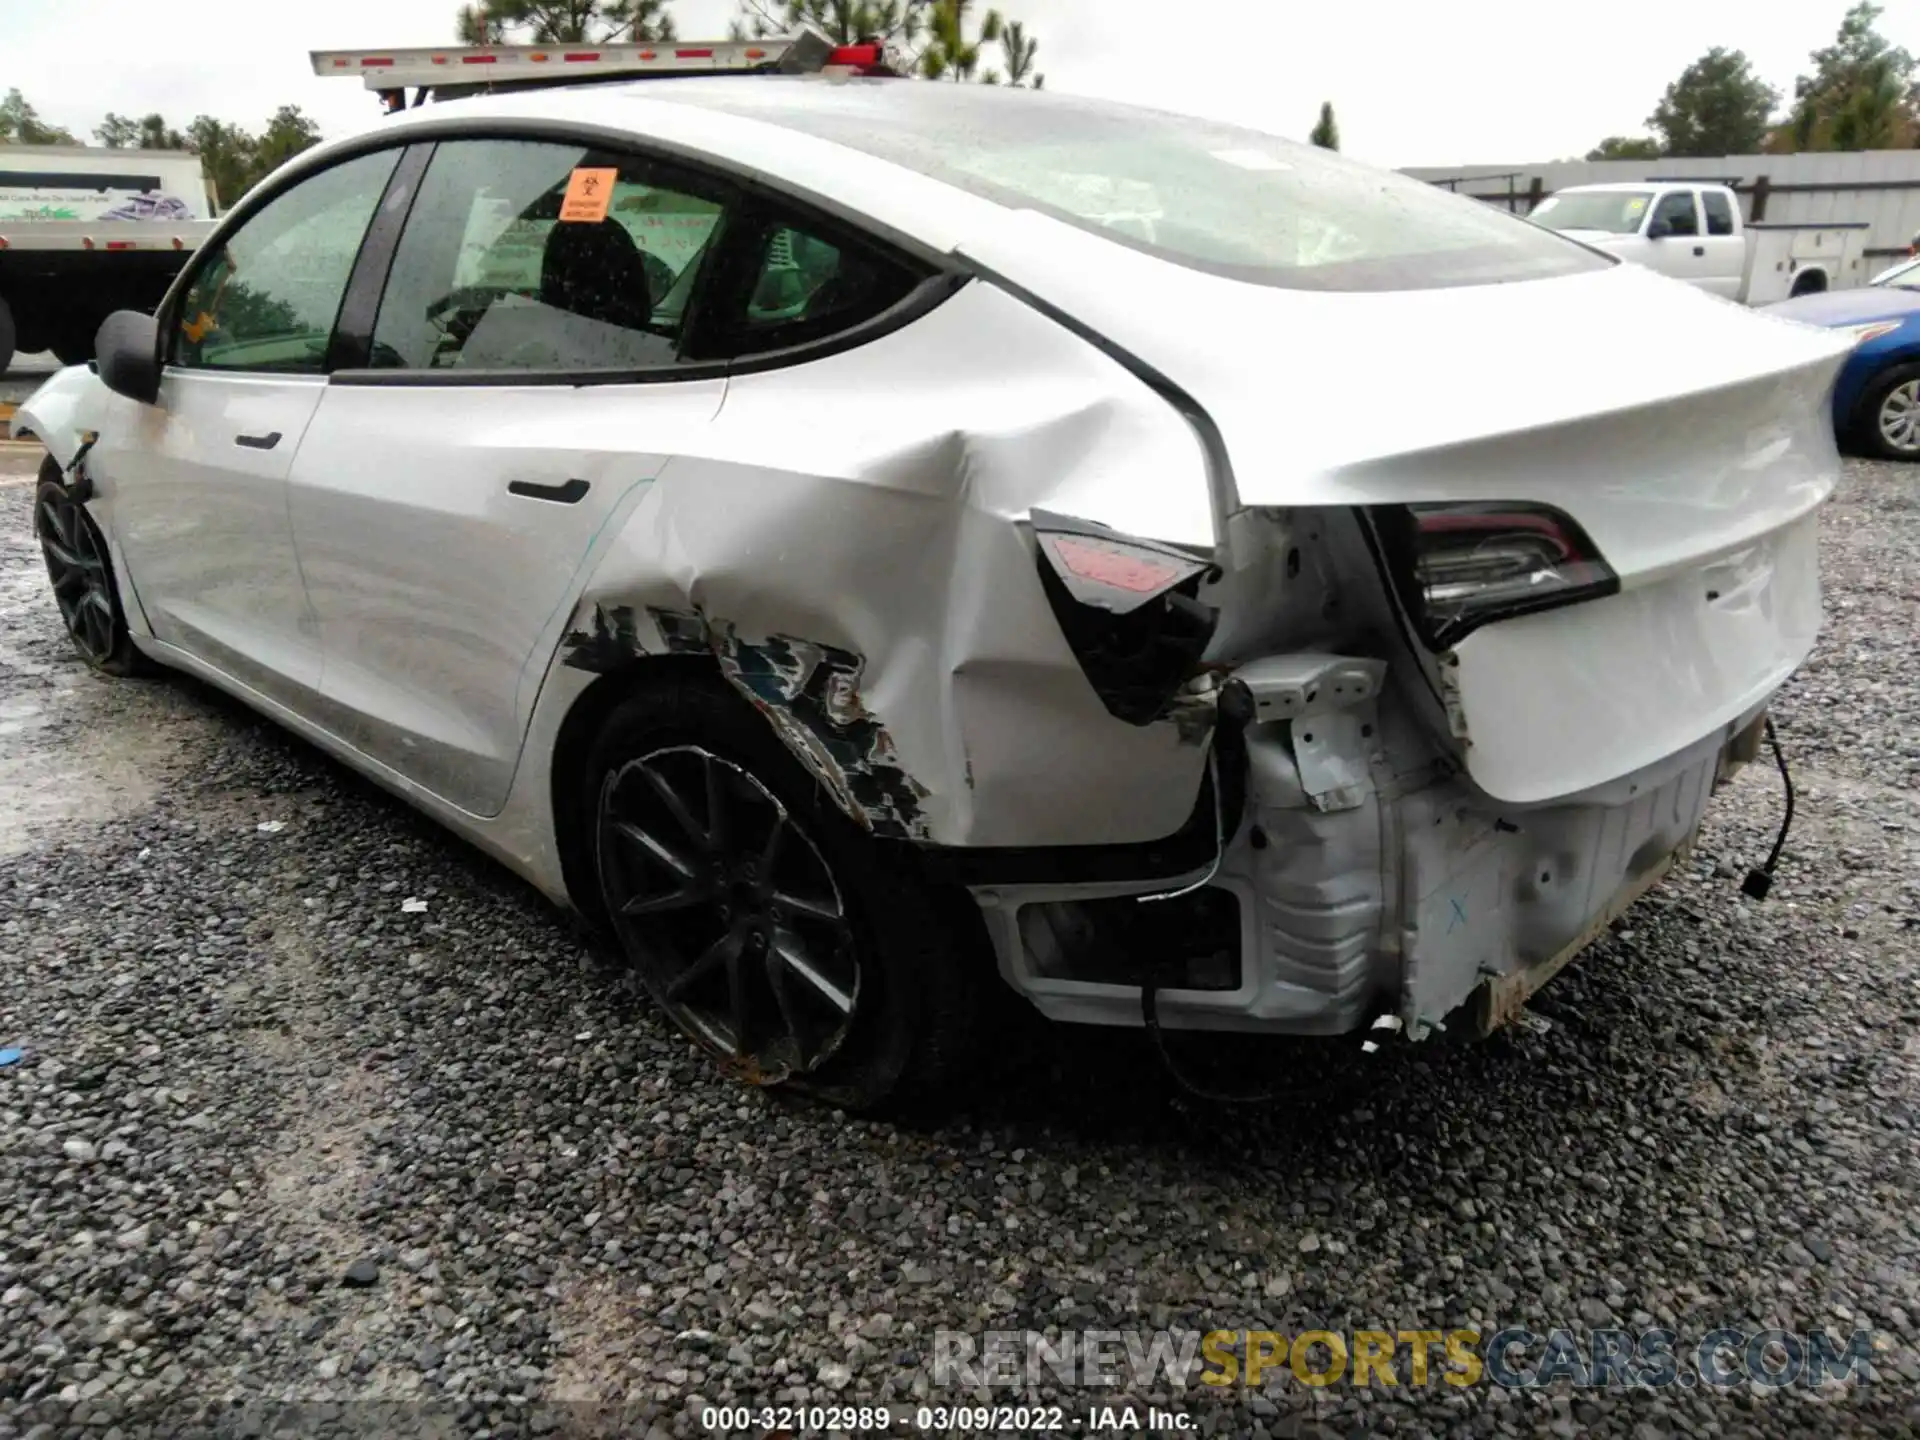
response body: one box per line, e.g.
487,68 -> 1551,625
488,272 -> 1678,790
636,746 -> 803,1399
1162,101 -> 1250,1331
697,1403 -> 1193,1432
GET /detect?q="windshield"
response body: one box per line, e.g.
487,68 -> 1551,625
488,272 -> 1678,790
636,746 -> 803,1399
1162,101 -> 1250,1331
663,82 -> 1608,292
1873,256 -> 1920,289
1531,191 -> 1653,235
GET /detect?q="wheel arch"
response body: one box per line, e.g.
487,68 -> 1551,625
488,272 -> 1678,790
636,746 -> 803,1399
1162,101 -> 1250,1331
1789,267 -> 1830,297
548,651 -> 726,930
1847,354 -> 1920,457
1842,352 -> 1920,447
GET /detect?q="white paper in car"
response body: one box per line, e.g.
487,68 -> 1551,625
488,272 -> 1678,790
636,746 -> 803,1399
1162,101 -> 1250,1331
456,297 -> 676,370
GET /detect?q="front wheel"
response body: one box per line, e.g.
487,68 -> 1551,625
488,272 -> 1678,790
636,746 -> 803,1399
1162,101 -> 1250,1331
584,676 -> 984,1115
1858,362 -> 1920,463
33,459 -> 149,676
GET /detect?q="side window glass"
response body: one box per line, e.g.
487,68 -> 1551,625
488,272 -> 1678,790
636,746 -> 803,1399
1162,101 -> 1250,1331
1701,191 -> 1735,237
1652,192 -> 1699,237
172,149 -> 400,373
731,217 -> 920,354
369,139 -> 728,372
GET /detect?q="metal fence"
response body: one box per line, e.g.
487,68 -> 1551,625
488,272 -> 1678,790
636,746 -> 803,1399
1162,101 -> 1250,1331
1404,150 -> 1920,264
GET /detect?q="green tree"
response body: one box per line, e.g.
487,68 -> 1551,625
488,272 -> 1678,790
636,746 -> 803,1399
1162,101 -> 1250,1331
731,0 -> 1041,86
1648,47 -> 1777,156
1309,101 -> 1338,150
187,116 -> 260,211
1586,134 -> 1662,160
1783,2 -> 1918,150
456,3 -> 508,42
138,114 -> 191,150
95,113 -> 141,148
733,0 -> 924,46
252,106 -> 324,177
457,0 -> 676,43
0,89 -> 78,145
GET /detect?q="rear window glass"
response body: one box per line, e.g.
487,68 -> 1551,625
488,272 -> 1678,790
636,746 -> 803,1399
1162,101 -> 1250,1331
663,82 -> 1608,292
1531,190 -> 1652,235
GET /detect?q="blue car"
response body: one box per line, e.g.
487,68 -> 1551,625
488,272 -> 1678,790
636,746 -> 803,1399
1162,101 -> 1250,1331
1766,257 -> 1920,461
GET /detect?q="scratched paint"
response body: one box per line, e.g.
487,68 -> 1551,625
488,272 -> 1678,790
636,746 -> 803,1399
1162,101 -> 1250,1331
560,603 -> 644,674
710,622 -> 932,841
558,602 -> 932,840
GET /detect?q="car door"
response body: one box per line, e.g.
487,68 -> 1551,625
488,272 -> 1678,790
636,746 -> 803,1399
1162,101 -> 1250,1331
286,137 -> 737,816
1645,190 -> 1714,290
1697,189 -> 1746,299
96,147 -> 405,708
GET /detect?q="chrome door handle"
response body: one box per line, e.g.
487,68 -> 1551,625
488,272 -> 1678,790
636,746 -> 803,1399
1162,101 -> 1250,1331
508,478 -> 590,504
235,431 -> 282,450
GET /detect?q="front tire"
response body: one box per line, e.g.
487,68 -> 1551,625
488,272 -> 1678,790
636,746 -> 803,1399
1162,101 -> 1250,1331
0,295 -> 14,377
32,458 -> 149,676
584,676 -> 984,1115
1857,362 -> 1920,463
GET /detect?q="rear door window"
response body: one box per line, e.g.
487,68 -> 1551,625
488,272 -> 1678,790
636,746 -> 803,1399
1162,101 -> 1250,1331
368,138 -> 732,373
717,211 -> 922,357
1701,191 -> 1736,237
1651,191 -> 1701,237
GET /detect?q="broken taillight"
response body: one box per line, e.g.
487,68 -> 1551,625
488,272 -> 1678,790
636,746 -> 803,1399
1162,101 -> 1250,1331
1030,510 -> 1217,726
1374,501 -> 1618,650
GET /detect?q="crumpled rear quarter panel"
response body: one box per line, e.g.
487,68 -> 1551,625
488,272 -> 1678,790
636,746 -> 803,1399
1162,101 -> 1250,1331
543,278 -> 1217,849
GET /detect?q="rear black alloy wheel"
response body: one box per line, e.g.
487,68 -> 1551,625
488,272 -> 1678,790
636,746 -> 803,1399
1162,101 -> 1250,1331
597,744 -> 862,1082
34,477 -> 119,667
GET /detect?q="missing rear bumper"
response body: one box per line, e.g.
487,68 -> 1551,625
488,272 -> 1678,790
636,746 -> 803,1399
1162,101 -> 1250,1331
1464,836 -> 1690,1038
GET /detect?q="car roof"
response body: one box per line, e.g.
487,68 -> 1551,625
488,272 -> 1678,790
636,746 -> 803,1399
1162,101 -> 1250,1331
1556,181 -> 1730,194
336,76 -> 1053,262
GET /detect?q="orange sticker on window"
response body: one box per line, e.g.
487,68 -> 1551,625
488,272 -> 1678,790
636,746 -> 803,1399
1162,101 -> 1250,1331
559,167 -> 618,223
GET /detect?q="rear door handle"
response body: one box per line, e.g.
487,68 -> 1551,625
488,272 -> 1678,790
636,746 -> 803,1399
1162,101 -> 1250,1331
1692,246 -> 1705,257
234,431 -> 282,450
508,478 -> 590,504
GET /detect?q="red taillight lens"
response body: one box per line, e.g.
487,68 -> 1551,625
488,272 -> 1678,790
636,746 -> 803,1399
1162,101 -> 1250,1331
826,43 -> 884,68
1039,531 -> 1202,609
1376,501 -> 1618,649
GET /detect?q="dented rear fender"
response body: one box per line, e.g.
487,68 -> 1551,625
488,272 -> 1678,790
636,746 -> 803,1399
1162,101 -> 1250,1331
530,279 -> 1226,852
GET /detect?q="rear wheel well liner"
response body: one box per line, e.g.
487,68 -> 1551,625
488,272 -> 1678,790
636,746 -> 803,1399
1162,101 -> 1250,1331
548,652 -> 725,931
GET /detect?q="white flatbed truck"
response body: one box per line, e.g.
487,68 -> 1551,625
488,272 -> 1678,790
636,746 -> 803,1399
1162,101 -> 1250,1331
1530,181 -> 1870,305
0,145 -> 219,373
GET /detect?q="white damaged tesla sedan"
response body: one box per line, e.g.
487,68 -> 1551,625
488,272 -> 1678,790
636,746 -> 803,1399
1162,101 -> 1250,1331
18,42 -> 1849,1112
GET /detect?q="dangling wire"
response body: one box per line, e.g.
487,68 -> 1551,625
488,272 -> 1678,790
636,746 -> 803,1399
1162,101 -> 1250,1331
1740,714 -> 1795,901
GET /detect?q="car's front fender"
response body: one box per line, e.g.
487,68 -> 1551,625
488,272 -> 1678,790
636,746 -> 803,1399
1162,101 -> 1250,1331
12,364 -> 111,466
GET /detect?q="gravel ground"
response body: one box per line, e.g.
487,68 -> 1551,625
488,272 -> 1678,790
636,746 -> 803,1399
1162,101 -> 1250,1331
1,447 -> 1917,1440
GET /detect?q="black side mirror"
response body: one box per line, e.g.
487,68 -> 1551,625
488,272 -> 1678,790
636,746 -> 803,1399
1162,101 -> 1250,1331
95,311 -> 162,405
1646,217 -> 1673,240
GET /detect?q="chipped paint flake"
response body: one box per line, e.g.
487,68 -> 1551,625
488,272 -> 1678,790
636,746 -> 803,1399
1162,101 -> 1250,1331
564,605 -> 935,841
711,623 -> 932,842
561,604 -> 644,673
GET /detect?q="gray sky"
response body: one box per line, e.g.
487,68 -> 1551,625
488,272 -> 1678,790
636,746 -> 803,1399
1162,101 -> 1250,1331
7,0 -> 1918,166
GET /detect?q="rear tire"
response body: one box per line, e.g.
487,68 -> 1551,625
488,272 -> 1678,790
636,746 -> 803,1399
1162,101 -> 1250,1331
1855,362 -> 1920,463
32,457 -> 151,676
583,675 -> 984,1116
0,296 -> 14,377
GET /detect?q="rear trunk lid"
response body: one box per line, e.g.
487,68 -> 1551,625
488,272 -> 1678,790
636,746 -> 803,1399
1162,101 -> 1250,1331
965,220 -> 1850,802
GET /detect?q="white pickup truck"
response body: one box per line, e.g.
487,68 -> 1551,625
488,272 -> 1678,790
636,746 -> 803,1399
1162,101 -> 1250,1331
1530,182 -> 1869,305
0,145 -> 219,374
